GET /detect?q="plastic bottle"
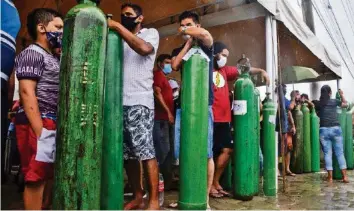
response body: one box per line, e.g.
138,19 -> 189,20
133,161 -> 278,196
158,173 -> 164,206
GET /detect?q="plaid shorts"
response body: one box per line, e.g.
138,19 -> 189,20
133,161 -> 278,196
123,105 -> 156,161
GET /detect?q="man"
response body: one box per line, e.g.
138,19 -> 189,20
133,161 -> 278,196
14,8 -> 63,210
276,84 -> 296,177
170,10 -> 214,207
1,0 -> 21,184
301,93 -> 315,109
153,54 -> 175,190
107,3 -> 160,209
210,42 -> 270,197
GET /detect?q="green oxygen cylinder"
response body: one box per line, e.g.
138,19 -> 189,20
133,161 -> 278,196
220,160 -> 232,191
100,14 -> 124,210
336,93 -> 347,150
261,93 -> 276,196
233,56 -> 256,201
179,46 -> 209,210
302,104 -> 311,173
345,107 -> 353,169
290,105 -> 303,174
341,107 -> 347,152
53,0 -> 107,209
333,107 -> 345,179
253,88 -> 260,195
310,108 -> 320,172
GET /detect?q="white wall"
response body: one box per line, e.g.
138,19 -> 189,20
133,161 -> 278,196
280,0 -> 354,102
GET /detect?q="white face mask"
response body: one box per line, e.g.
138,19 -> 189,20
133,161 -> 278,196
181,25 -> 195,41
182,34 -> 191,41
217,55 -> 227,68
172,90 -> 179,100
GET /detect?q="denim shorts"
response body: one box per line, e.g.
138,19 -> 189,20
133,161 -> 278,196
174,106 -> 214,159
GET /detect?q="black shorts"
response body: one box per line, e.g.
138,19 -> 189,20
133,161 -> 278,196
213,122 -> 233,156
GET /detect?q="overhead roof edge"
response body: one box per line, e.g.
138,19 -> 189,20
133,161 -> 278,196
257,0 -> 342,78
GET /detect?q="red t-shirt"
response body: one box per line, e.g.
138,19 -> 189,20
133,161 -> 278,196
212,66 -> 239,122
153,70 -> 174,121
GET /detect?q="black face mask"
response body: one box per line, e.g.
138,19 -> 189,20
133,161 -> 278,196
121,15 -> 139,31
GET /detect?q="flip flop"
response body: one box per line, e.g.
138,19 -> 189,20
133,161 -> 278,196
286,171 -> 296,176
209,191 -> 224,198
217,189 -> 232,197
168,202 -> 178,208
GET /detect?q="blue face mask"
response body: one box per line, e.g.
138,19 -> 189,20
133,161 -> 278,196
162,63 -> 172,74
46,31 -> 63,49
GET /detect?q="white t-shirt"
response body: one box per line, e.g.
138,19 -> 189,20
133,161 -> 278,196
123,28 -> 159,109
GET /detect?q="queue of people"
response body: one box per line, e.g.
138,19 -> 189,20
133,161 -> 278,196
1,1 -> 350,210
275,84 -> 349,183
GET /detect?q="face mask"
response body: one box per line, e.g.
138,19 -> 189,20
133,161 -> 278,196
121,15 -> 139,31
162,63 -> 172,75
46,31 -> 63,49
182,34 -> 191,41
172,90 -> 179,100
181,25 -> 195,41
216,56 -> 227,68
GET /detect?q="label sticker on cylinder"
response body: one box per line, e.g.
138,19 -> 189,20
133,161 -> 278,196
233,100 -> 247,115
269,115 -> 276,125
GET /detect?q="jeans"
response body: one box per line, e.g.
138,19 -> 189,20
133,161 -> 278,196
174,106 -> 214,159
153,120 -> 174,165
320,126 -> 347,171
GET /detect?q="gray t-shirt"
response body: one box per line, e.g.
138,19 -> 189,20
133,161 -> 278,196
318,99 -> 341,127
123,28 -> 159,109
15,44 -> 60,115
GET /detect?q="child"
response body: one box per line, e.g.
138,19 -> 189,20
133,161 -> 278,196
15,8 -> 63,210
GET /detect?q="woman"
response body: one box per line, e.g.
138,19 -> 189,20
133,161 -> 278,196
318,85 -> 349,183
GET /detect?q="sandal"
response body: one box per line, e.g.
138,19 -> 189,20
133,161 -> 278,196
209,191 -> 224,198
286,171 -> 296,176
217,188 -> 232,197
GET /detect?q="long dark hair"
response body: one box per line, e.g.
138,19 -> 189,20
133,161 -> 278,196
319,85 -> 331,106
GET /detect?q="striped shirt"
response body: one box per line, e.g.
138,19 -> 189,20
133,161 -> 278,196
1,0 -> 20,83
15,44 -> 60,117
123,28 -> 159,109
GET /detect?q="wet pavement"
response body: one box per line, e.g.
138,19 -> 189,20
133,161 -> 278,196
163,170 -> 354,210
2,170 -> 354,210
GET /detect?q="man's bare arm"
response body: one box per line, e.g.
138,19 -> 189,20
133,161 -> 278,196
171,38 -> 193,71
180,27 -> 213,48
8,71 -> 15,106
108,20 -> 154,56
153,86 -> 174,124
249,67 -> 270,86
19,80 -> 42,137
